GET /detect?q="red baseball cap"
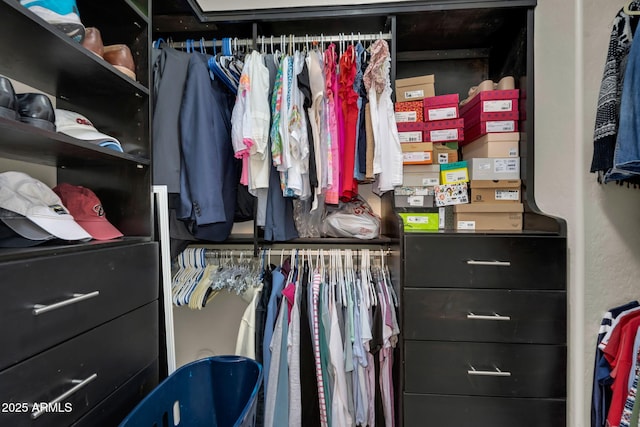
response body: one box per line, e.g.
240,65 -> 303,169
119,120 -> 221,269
52,183 -> 123,241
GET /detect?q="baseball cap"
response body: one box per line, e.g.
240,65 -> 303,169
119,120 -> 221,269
0,171 -> 92,241
55,109 -> 124,153
0,207 -> 54,241
53,183 -> 123,241
0,221 -> 50,248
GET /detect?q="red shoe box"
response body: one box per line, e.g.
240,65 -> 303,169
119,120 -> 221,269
463,109 -> 520,127
397,121 -> 426,143
423,94 -> 460,121
459,89 -> 520,116
423,118 -> 464,143
463,120 -> 519,146
395,100 -> 424,122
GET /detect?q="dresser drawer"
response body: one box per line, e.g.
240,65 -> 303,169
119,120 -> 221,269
403,393 -> 566,427
403,288 -> 566,344
0,242 -> 158,370
404,341 -> 566,398
403,234 -> 566,289
0,302 -> 158,427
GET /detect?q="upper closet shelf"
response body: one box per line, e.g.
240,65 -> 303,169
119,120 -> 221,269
0,117 -> 150,167
0,1 -> 149,100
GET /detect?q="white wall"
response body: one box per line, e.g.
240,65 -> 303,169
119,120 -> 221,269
537,0 -> 640,426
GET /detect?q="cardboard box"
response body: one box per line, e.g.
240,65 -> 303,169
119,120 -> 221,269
440,160 -> 469,184
394,100 -> 424,122
394,186 -> 435,196
453,203 -> 524,230
397,122 -> 425,143
403,164 -> 440,186
433,142 -> 459,164
462,133 -> 520,159
395,75 -> 436,102
423,93 -> 459,107
424,128 -> 464,143
439,206 -> 454,230
423,118 -> 464,130
434,182 -> 469,206
459,89 -> 520,116
398,212 -> 439,232
462,108 -> 520,127
463,120 -> 519,145
468,158 -> 520,180
469,180 -> 521,204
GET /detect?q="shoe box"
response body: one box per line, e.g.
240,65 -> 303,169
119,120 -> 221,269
453,203 -> 524,231
395,74 -> 435,102
467,157 -> 520,181
459,89 -> 520,145
461,132 -> 520,159
401,142 -> 433,165
394,100 -> 424,123
469,179 -> 521,204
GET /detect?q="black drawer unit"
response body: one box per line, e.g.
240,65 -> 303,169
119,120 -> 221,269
0,242 -> 159,370
404,340 -> 566,398
403,393 -> 566,427
401,233 -> 567,426
0,302 -> 158,427
403,288 -> 566,344
403,234 -> 566,289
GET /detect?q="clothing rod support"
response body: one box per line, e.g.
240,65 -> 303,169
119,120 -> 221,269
166,31 -> 392,50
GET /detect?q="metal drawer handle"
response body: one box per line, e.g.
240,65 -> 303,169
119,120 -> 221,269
466,260 -> 511,267
467,366 -> 511,377
32,291 -> 100,316
467,312 -> 511,321
31,373 -> 98,419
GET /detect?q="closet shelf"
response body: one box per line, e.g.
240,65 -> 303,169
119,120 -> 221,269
77,0 -> 149,26
0,117 -> 150,167
0,1 -> 149,100
0,237 -> 152,263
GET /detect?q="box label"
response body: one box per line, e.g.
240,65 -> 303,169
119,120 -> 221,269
404,89 -> 424,99
395,111 -> 417,122
444,171 -> 468,184
483,100 -> 513,112
494,159 -> 519,173
495,190 -> 520,200
457,221 -> 476,230
439,207 -> 445,229
509,148 -> 518,157
403,152 -> 431,162
486,120 -> 516,132
430,129 -> 459,142
399,131 -> 422,143
438,153 -> 449,164
407,196 -> 424,206
407,215 -> 430,224
422,177 -> 439,186
428,107 -> 457,121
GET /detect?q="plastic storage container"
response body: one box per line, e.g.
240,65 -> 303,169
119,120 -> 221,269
119,355 -> 262,427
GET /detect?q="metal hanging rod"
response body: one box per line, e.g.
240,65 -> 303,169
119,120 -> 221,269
164,31 -> 392,50
200,248 -> 390,257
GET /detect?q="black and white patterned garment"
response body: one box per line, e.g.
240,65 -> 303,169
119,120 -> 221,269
591,4 -> 640,181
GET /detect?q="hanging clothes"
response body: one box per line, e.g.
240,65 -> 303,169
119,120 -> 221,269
363,39 -> 403,195
339,44 -> 359,201
591,3 -> 640,180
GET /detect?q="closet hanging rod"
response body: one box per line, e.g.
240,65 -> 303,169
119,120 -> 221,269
201,248 -> 390,257
165,31 -> 392,50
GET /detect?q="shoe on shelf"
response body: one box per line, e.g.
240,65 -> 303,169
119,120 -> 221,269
103,44 -> 137,80
20,0 -> 85,43
82,27 -> 104,59
16,93 -> 56,132
459,76 -> 516,106
0,77 -> 19,121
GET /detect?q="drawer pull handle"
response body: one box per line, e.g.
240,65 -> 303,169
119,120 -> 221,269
466,260 -> 511,267
467,312 -> 511,321
31,373 -> 98,419
32,291 -> 100,316
467,366 -> 511,377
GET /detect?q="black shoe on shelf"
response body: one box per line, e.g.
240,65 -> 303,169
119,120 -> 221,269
0,77 -> 19,121
16,93 -> 56,132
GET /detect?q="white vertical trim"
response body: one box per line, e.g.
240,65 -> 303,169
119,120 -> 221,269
153,185 -> 177,375
572,0 -> 586,424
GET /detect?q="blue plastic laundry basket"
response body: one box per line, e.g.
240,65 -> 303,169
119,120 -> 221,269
119,355 -> 262,427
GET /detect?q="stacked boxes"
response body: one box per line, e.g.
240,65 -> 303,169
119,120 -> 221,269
422,94 -> 464,165
395,76 -> 435,166
459,89 -> 520,145
395,75 -> 435,102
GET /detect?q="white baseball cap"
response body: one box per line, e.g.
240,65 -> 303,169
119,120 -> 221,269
0,172 -> 92,241
55,109 -> 124,153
